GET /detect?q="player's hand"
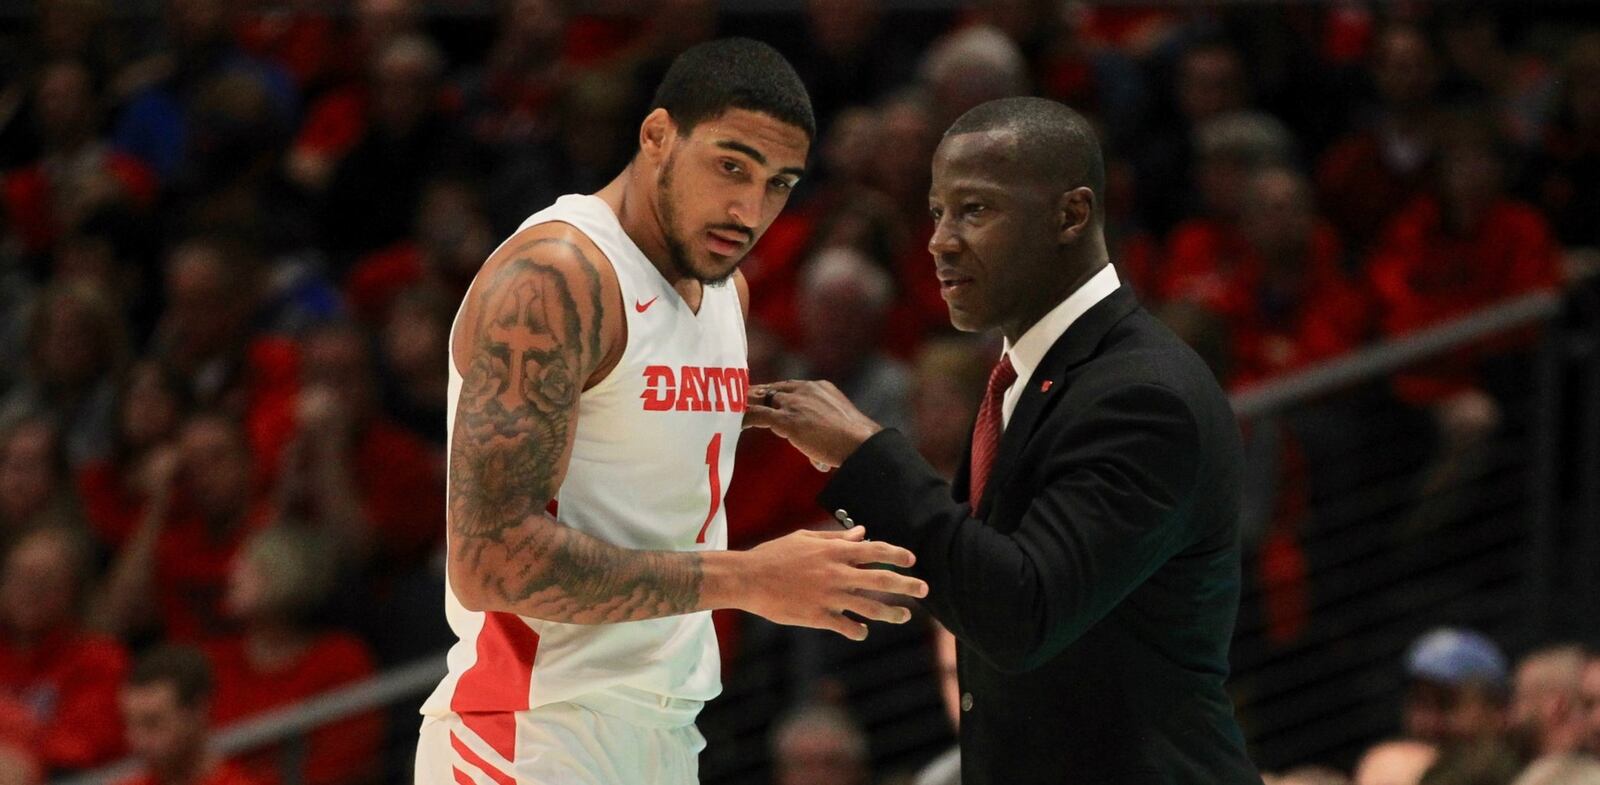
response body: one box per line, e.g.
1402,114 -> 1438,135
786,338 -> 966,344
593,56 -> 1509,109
738,526 -> 927,640
744,380 -> 883,469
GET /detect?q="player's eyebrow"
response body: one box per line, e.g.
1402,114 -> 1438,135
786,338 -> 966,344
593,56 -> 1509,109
715,139 -> 807,179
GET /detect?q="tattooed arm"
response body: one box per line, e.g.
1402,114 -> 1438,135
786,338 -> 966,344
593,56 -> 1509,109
447,227 -> 927,635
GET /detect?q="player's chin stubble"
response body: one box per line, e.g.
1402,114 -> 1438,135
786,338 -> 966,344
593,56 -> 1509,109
657,161 -> 734,287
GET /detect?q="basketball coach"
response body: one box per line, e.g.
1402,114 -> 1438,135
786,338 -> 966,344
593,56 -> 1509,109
746,97 -> 1260,784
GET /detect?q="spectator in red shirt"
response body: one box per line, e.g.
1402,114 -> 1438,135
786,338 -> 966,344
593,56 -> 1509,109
77,360 -> 194,549
117,645 -> 263,785
206,525 -> 381,785
0,526 -> 128,774
275,322 -> 444,574
1159,110 -> 1295,305
1368,110 -> 1563,444
92,412 -> 271,641
2,59 -> 157,259
1317,23 -> 1440,255
1166,165 -> 1370,389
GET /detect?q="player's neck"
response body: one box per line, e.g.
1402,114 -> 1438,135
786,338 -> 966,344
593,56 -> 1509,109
598,167 -> 692,289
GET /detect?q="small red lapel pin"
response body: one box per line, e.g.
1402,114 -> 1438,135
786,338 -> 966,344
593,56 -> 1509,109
1040,380 -> 1054,392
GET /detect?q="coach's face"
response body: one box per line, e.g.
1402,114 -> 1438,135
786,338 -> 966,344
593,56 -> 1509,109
644,108 -> 809,285
928,130 -> 1078,339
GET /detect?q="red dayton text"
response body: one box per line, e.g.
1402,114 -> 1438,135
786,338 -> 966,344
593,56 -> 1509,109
640,365 -> 750,412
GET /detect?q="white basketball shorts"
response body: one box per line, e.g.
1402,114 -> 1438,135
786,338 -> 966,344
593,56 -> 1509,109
415,703 -> 705,785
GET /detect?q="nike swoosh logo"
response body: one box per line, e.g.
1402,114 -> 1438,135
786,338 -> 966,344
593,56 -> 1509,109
635,296 -> 659,313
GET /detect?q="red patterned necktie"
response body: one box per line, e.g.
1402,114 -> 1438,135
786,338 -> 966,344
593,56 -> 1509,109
969,353 -> 1018,511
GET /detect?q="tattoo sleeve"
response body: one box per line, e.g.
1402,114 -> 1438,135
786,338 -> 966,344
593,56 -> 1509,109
447,239 -> 705,623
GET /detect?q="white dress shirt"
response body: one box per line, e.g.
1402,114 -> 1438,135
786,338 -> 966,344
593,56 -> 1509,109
1001,263 -> 1120,427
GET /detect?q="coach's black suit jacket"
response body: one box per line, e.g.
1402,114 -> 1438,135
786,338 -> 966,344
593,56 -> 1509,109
819,285 -> 1258,785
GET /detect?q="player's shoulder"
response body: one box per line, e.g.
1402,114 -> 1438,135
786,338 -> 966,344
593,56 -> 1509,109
464,220 -> 624,327
485,221 -> 615,287
732,268 -> 750,318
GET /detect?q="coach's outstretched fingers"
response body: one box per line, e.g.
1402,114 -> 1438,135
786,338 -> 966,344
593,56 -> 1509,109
744,380 -> 884,468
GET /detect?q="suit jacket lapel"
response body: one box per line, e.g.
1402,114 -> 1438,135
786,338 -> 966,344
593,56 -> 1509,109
953,428 -> 974,504
974,285 -> 1141,520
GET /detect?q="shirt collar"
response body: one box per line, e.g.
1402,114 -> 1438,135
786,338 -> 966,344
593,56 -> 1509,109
1002,263 -> 1120,386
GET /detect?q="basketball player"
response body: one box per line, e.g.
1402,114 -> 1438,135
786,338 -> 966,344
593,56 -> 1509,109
416,39 -> 929,784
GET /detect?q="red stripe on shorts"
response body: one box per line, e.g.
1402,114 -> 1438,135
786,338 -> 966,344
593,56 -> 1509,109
450,612 -> 540,759
452,767 -> 475,785
450,731 -> 516,785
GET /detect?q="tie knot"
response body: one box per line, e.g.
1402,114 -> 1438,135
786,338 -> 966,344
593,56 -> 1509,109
988,354 -> 1018,394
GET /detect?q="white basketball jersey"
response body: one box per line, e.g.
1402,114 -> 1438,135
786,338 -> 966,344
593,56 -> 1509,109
422,194 -> 747,734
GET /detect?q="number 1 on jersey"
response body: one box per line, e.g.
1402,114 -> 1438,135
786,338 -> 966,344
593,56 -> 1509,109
695,433 -> 722,544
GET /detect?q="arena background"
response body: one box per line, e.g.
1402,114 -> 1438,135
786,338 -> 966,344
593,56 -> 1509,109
0,1 -> 1598,784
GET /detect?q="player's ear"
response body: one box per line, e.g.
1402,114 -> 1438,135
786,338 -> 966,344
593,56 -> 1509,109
1057,187 -> 1095,245
639,108 -> 675,165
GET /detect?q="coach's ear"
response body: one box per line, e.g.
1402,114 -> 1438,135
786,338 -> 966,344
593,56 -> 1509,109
639,108 -> 676,166
1056,186 -> 1095,246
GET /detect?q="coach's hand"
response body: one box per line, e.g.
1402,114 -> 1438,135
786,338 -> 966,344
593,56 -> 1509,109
745,380 -> 883,469
736,526 -> 926,640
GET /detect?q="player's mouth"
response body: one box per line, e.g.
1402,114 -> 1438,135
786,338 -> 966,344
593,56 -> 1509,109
705,229 -> 749,257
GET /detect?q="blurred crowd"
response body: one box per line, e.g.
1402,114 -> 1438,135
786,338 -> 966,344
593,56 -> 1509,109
0,1 -> 1597,784
1252,630 -> 1600,785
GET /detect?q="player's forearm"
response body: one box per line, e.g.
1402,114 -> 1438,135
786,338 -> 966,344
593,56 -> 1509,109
450,513 -> 750,623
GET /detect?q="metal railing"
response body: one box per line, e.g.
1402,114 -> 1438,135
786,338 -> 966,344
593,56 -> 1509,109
54,282 -> 1600,783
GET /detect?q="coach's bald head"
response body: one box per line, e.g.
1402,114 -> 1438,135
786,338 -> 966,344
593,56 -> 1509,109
942,96 -> 1106,222
927,97 -> 1110,340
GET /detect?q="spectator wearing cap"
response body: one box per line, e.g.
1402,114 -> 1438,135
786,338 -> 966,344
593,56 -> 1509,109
1402,627 -> 1510,749
1508,645 -> 1590,763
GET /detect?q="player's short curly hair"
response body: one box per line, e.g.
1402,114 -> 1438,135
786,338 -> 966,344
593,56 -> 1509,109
648,37 -> 815,142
